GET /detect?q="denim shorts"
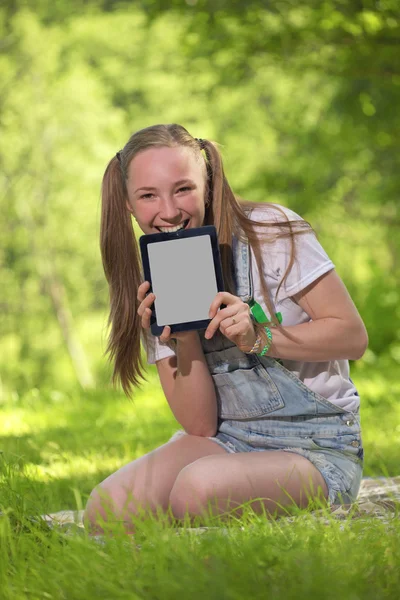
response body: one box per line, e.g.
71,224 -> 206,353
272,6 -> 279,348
169,348 -> 364,506
170,415 -> 363,506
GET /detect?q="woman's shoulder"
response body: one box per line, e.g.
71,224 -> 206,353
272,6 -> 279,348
245,202 -> 304,224
239,202 -> 310,241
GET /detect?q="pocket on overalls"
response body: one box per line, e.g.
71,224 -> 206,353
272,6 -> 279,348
264,357 -> 350,416
212,364 -> 285,420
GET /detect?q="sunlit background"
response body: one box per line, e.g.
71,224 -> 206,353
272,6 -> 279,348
1,1 -> 399,510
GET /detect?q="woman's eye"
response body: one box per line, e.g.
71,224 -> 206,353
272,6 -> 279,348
141,193 -> 155,199
177,186 -> 191,193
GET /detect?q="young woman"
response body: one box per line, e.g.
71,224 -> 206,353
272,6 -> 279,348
84,123 -> 368,533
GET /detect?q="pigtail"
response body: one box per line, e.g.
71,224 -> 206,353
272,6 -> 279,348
202,140 -> 239,294
100,156 -> 147,396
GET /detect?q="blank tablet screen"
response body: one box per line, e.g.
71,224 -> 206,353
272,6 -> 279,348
147,234 -> 218,326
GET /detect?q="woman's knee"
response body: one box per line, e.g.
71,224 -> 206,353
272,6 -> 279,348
83,479 -> 122,528
169,462 -> 212,520
84,435 -> 227,528
83,454 -> 171,530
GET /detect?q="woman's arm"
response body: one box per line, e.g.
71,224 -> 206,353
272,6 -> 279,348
205,269 -> 368,363
267,269 -> 369,362
137,281 -> 218,437
156,332 -> 218,437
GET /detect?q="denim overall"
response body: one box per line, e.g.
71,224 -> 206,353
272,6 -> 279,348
170,234 -> 364,505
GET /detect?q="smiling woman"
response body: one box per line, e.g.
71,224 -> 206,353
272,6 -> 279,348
125,145 -> 206,236
85,123 -> 368,535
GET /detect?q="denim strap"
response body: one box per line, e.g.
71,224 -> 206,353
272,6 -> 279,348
232,233 -> 253,303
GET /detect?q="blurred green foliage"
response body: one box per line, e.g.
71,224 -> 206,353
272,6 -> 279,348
1,1 -> 399,397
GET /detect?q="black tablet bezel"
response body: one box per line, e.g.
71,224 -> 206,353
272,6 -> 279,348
139,225 -> 225,336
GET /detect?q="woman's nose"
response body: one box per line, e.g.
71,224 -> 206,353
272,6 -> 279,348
159,196 -> 181,221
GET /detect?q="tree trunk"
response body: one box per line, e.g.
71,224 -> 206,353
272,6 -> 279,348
44,271 -> 95,389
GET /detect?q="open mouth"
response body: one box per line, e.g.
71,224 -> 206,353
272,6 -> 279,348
156,219 -> 190,233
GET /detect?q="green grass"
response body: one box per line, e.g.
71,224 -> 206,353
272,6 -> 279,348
1,512 -> 399,599
1,358 -> 400,599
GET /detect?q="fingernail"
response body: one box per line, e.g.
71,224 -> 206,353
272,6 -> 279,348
205,331 -> 211,339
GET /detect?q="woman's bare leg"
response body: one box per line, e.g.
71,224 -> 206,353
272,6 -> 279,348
83,433 -> 227,534
169,451 -> 329,523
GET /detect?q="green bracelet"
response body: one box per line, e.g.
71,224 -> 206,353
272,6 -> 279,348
248,299 -> 282,325
247,299 -> 280,358
258,326 -> 273,356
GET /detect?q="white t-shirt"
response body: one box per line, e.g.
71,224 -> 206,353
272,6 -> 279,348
145,204 -> 360,412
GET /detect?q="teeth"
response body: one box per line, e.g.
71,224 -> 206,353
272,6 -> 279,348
158,221 -> 187,233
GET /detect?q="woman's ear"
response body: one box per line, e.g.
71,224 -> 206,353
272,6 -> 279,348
126,201 -> 135,217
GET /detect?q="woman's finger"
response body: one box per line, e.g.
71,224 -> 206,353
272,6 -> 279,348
205,305 -> 247,339
208,292 -> 240,319
137,294 -> 155,318
159,325 -> 171,344
142,307 -> 152,329
220,315 -> 246,334
137,280 -> 151,302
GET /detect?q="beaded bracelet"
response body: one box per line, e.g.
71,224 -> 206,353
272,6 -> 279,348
246,300 -> 279,356
245,333 -> 263,354
246,326 -> 273,355
259,326 -> 273,356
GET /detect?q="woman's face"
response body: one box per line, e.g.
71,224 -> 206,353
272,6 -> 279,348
126,146 -> 207,234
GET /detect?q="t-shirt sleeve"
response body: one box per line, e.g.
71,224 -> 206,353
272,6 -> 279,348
279,230 -> 335,298
142,331 -> 176,365
253,205 -> 335,301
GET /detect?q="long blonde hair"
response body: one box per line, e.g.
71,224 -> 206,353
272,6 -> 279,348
101,124 -> 313,396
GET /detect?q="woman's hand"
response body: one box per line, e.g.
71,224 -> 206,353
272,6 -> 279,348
137,281 -> 199,344
205,292 -> 257,353
137,281 -> 155,331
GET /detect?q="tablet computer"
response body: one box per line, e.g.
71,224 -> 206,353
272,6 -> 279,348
139,225 -> 224,336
